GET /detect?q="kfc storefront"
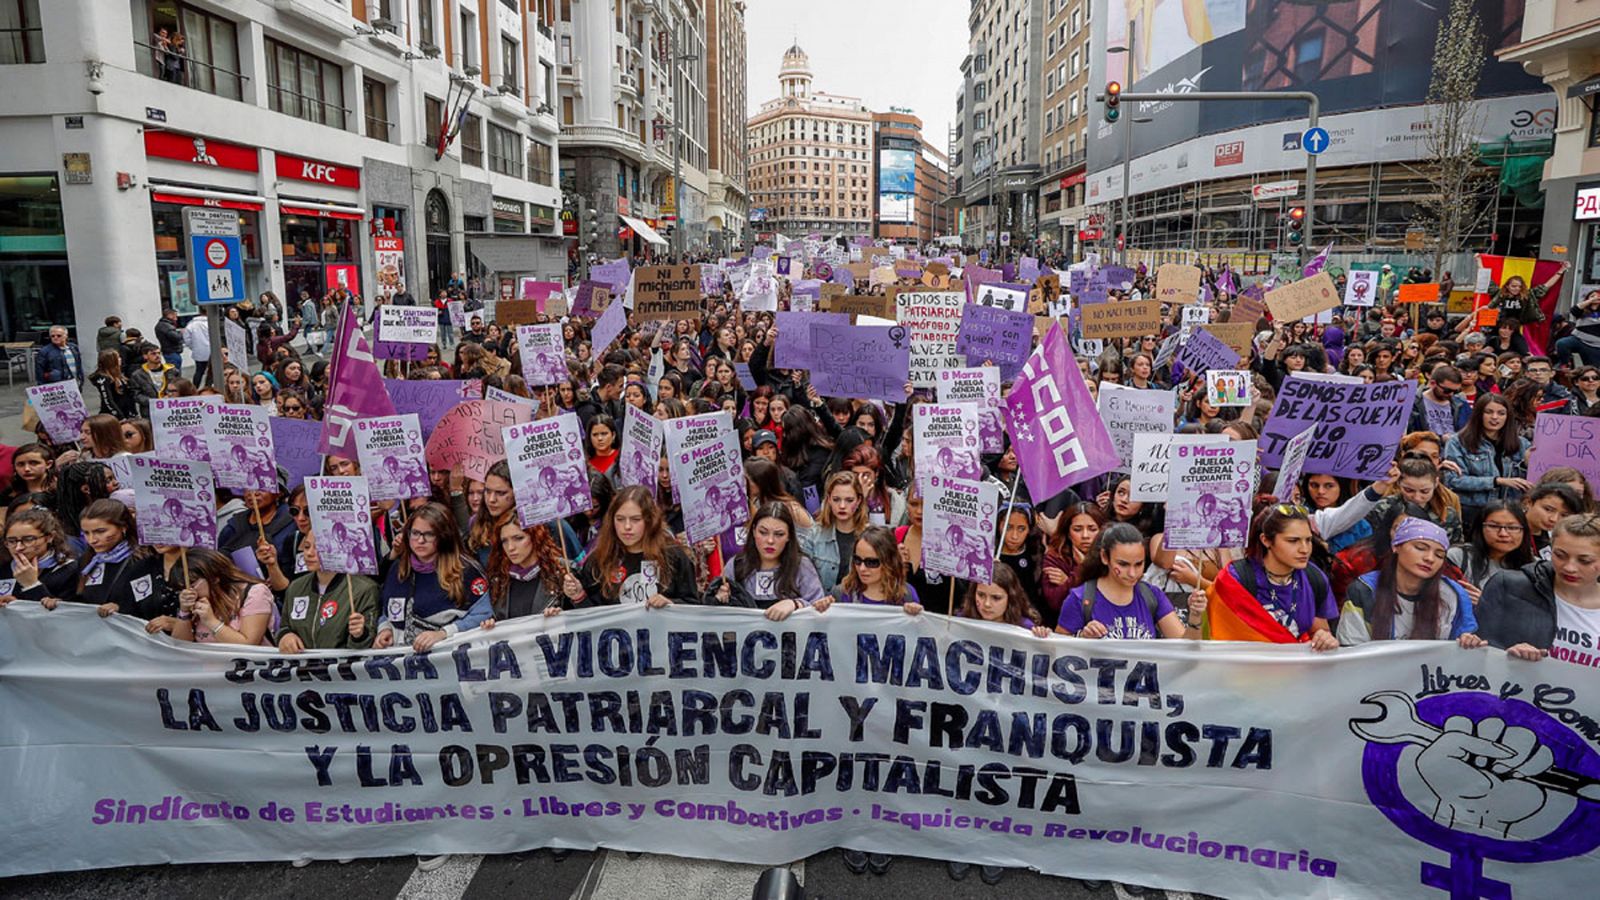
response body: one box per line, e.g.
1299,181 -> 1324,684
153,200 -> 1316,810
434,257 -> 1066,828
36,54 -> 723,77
274,152 -> 365,304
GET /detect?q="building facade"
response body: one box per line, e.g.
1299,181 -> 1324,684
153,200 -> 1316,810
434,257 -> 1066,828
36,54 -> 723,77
746,44 -> 874,238
556,0 -> 709,261
0,0 -> 565,348
872,110 -> 953,245
1501,4 -> 1600,309
703,0 -> 748,252
1036,0 -> 1090,258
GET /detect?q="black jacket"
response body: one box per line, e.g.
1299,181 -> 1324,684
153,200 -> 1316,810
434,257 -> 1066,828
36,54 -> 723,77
78,553 -> 176,619
1475,561 -> 1557,650
155,318 -> 186,355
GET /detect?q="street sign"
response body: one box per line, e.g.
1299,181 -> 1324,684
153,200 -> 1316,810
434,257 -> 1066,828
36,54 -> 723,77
184,207 -> 244,305
1301,127 -> 1330,156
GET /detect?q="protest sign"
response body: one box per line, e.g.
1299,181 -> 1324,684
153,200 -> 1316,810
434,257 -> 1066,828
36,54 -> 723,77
921,261 -> 951,289
1271,425 -> 1316,501
4,603 -> 1596,900
972,283 -> 1029,313
1129,432 -> 1229,501
544,293 -> 569,318
447,300 -> 467,329
384,378 -> 481,442
151,397 -> 212,462
424,399 -> 532,482
913,402 -> 984,494
808,323 -> 911,405
1097,384 -> 1176,472
1165,438 -> 1256,550
1079,300 -> 1163,339
503,414 -> 592,528
741,262 -> 779,313
1180,305 -> 1212,327
27,381 -> 89,445
371,307 -> 430,362
224,317 -> 247,369
484,386 -> 536,410
1102,265 -> 1136,291
494,299 -> 540,327
304,476 -> 377,575
1396,283 -> 1439,304
591,296 -> 628,355
632,265 -> 703,320
571,281 -> 612,319
124,455 -> 216,548
517,323 -> 568,386
1475,308 -> 1499,328
1528,414 -> 1600,485
1154,264 -> 1202,304
354,414 -> 429,502
1068,265 -> 1089,301
519,280 -> 563,302
1154,332 -> 1182,370
204,402 -> 275,492
1080,268 -> 1110,305
774,311 -> 850,370
962,264 -> 1001,305
1206,370 -> 1252,407
1175,329 -> 1241,379
1344,269 -> 1378,307
589,258 -> 631,294
922,474 -> 999,588
1004,324 -> 1120,498
377,305 -> 437,344
269,415 -> 322,490
956,304 -> 1033,381
1260,376 -> 1416,480
664,412 -> 748,543
895,290 -> 964,388
617,402 -> 663,489
1035,273 -> 1061,314
869,265 -> 898,289
821,293 -> 895,320
1233,288 -> 1268,324
1264,272 -> 1338,322
699,267 -> 725,300
1199,322 -> 1255,357
936,368 -> 1004,454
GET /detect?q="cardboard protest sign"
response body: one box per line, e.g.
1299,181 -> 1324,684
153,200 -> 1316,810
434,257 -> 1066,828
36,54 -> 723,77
1199,322 -> 1255,357
204,402 -> 275,492
632,265 -> 703,320
1233,288 -> 1269,324
808,323 -> 911,405
1529,414 -> 1600,486
1080,300 -> 1163,339
1265,272 -> 1338,322
495,299 -> 540,327
125,455 -> 216,549
1004,324 -> 1120,498
936,368 -> 1004,454
27,382 -> 89,445
1176,329 -> 1241,379
1271,425 -> 1316,501
517,323 -> 568,386
822,293 -> 895,320
774,311 -> 850,370
1260,376 -> 1416,480
305,476 -> 378,575
956,304 -> 1033,381
617,402 -> 663,489
921,261 -> 951,289
1097,384 -> 1176,472
1155,264 -> 1202,304
914,402 -> 984,493
895,290 -> 965,388
664,413 -> 748,543
1102,266 -> 1137,292
354,413 -> 430,501
922,475 -> 999,587
1129,432 -> 1228,501
1165,439 -> 1256,550
151,397 -> 212,462
1034,273 -> 1061,316
1206,370 -> 1253,407
503,413 -> 592,527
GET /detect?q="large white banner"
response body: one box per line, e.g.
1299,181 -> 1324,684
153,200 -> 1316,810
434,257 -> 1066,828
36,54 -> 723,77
2,603 -> 1598,898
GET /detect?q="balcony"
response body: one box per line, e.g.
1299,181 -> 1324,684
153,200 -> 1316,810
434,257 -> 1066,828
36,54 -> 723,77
135,40 -> 247,101
273,0 -> 355,40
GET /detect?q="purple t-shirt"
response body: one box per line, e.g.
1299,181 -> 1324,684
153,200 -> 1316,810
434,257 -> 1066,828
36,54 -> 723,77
833,583 -> 922,606
1239,560 -> 1337,638
1057,580 -> 1175,639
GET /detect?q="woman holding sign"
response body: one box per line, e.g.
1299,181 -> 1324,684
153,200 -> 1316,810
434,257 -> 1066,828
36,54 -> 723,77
276,532 -> 380,652
1201,504 -> 1339,650
379,503 -> 492,651
483,519 -> 583,621
167,548 -> 274,646
704,502 -> 823,620
573,486 -> 698,609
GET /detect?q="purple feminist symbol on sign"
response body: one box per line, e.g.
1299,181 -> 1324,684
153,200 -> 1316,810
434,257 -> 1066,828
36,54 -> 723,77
1350,690 -> 1600,899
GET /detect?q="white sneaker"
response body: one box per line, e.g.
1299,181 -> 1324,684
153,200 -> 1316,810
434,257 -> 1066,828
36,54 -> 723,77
417,855 -> 449,871
291,858 -> 312,868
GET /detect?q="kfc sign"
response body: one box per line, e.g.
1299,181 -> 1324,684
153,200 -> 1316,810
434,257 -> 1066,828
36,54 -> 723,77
274,152 -> 360,189
1214,141 -> 1245,167
143,131 -> 259,172
1576,186 -> 1600,221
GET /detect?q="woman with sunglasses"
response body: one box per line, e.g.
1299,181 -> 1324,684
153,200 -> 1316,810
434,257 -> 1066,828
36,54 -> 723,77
1339,517 -> 1475,645
1570,366 -> 1600,415
813,525 -> 922,613
1201,503 -> 1339,649
378,503 -> 490,652
276,388 -> 311,420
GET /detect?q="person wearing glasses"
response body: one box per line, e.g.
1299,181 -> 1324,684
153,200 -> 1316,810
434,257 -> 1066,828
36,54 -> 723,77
377,503 -> 490,654
0,509 -> 80,607
1408,365 -> 1469,439
1449,497 -> 1534,603
1201,503 -> 1339,650
1466,512 -> 1600,664
1569,366 -> 1600,416
275,388 -> 311,420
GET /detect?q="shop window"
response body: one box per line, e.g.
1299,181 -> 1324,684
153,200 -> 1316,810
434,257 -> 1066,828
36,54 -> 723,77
0,0 -> 44,64
149,200 -> 261,315
266,39 -> 346,129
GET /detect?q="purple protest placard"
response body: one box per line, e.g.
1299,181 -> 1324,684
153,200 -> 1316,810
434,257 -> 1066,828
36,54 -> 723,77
504,413 -> 592,527
1259,376 -> 1416,480
936,368 -> 1004,454
664,412 -> 749,543
590,259 -> 632,295
306,476 -> 378,575
1528,414 -> 1600,486
151,397 -> 212,462
517,323 -> 568,386
1103,266 -> 1136,292
26,382 -> 89,445
355,413 -> 430,501
1174,328 -> 1242,379
269,415 -> 323,490
773,311 -> 849,370
125,455 -> 216,549
1068,266 -> 1089,300
1019,257 -> 1041,283
591,297 -> 628,355
1081,268 -> 1110,305
964,264 -> 1002,305
807,323 -> 910,404
956,304 -> 1033,381
914,402 -> 984,493
922,474 -> 999,586
384,378 -> 482,442
570,280 -> 611,319
1003,323 -> 1120,498
618,402 -> 663,489
204,402 -> 276,492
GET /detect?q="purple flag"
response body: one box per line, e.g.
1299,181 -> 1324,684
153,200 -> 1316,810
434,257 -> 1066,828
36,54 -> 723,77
1003,324 -> 1119,498
319,302 -> 397,460
1302,243 -> 1334,279
385,378 -> 482,441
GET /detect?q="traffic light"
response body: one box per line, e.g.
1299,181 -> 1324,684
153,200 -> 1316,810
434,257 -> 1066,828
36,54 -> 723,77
1103,81 -> 1122,123
583,203 -> 599,244
1286,206 -> 1305,246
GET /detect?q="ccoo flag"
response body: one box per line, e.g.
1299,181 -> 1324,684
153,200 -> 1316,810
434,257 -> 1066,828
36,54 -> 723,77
1002,322 -> 1119,500
318,301 -> 396,460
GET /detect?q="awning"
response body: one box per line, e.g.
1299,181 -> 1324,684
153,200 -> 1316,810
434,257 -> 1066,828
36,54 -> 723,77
619,214 -> 667,246
1568,74 -> 1600,99
281,202 -> 363,221
150,186 -> 266,211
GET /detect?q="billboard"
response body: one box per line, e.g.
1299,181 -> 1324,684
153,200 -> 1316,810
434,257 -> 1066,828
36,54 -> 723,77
878,148 -> 917,223
1089,0 -> 1546,174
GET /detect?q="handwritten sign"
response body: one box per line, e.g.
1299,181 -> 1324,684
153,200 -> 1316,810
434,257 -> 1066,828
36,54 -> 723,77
1260,376 -> 1417,480
956,304 -> 1033,381
1265,272 -> 1338,322
895,290 -> 965,388
1155,264 -> 1202,304
1175,328 -> 1241,379
1529,414 -> 1600,486
808,323 -> 911,404
1198,322 -> 1255,357
1396,283 -> 1440,304
632,265 -> 703,320
1079,300 -> 1163,339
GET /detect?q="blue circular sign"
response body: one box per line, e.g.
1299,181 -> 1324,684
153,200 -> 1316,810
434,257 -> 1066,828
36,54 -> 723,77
1302,127 -> 1331,155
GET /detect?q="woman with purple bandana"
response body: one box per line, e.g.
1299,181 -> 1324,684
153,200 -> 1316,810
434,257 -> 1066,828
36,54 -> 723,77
1338,517 -> 1477,645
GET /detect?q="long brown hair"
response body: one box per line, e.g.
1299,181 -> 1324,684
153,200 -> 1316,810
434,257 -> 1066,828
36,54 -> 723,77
181,547 -> 262,624
95,349 -> 125,386
960,561 -> 1040,625
488,519 -> 566,607
1368,517 -> 1446,640
586,485 -> 678,600
468,461 -> 514,554
838,525 -> 909,603
82,414 -> 123,459
392,503 -> 469,607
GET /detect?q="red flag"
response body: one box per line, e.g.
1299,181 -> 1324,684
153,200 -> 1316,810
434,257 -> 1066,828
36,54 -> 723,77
318,302 -> 396,460
1476,254 -> 1566,355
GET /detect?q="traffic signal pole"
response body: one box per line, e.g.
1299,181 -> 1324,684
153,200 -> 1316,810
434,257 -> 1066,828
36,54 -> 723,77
1104,90 -> 1320,260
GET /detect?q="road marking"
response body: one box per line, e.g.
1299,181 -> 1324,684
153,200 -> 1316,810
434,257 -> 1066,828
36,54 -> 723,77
395,854 -> 485,900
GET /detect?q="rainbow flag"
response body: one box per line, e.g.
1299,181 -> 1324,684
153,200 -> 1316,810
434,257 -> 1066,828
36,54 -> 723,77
1201,563 -> 1310,644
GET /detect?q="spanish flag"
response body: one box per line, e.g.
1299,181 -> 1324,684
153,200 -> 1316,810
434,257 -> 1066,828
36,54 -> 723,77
1475,254 -> 1566,355
1201,563 -> 1309,644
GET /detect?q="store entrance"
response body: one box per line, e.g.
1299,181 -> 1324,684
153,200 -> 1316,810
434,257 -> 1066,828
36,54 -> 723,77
425,190 -> 452,303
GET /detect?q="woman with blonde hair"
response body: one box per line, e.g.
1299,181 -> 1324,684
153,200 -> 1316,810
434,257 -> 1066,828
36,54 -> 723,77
801,471 -> 870,590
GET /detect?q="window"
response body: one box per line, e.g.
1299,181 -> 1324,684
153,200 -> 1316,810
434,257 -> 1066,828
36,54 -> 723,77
1295,32 -> 1325,82
488,123 -> 522,177
363,78 -> 390,141
461,114 -> 484,166
561,96 -> 574,124
499,35 -> 519,92
541,62 -> 555,110
0,0 -> 44,63
528,141 -> 554,184
416,0 -> 435,48
266,39 -> 345,128
423,95 -> 443,148
139,2 -> 241,99
460,9 -> 477,70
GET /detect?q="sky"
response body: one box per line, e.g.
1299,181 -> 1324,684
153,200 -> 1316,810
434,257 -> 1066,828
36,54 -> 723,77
744,0 -> 969,151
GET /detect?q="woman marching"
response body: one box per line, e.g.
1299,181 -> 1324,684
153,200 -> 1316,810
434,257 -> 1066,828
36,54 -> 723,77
1201,503 -> 1339,650
1338,517 -> 1476,645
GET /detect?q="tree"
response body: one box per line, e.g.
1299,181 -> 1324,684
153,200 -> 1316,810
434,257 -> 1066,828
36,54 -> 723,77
1411,0 -> 1494,275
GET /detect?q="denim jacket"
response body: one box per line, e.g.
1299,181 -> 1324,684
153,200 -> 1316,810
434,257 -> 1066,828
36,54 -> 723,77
1442,434 -> 1529,508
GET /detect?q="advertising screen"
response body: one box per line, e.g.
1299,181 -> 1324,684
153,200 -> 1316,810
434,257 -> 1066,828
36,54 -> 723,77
878,148 -> 917,223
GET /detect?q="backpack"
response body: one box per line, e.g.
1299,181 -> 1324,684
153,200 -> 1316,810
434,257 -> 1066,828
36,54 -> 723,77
1227,560 -> 1330,610
1081,579 -> 1163,629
